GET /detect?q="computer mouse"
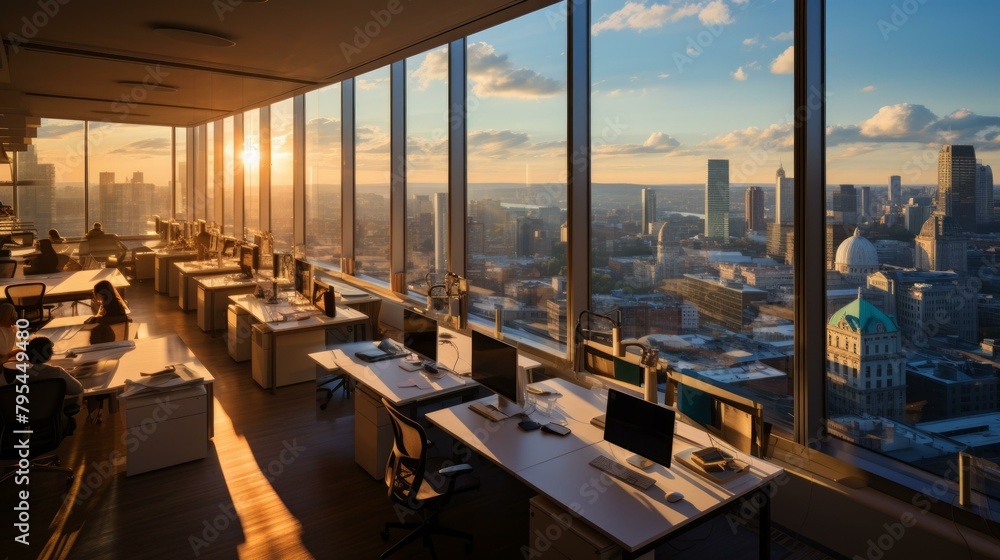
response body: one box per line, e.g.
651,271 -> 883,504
665,491 -> 684,503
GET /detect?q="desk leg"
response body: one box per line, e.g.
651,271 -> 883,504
758,487 -> 771,559
207,383 -> 215,438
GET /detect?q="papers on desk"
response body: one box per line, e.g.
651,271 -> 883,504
121,362 -> 204,398
328,349 -> 352,367
397,378 -> 432,390
335,284 -> 368,298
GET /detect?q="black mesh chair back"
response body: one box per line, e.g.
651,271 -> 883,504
5,282 -> 48,327
0,378 -> 67,460
383,398 -> 429,507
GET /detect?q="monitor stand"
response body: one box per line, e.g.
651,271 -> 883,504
627,454 -> 654,470
494,395 -> 525,417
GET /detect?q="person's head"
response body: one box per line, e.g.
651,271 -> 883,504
27,337 -> 54,365
48,228 -> 62,241
93,279 -> 119,304
38,238 -> 55,255
92,222 -> 102,232
0,303 -> 16,328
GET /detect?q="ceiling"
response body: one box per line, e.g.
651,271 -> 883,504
0,0 -> 557,147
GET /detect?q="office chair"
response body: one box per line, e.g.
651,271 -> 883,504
0,378 -> 74,484
0,258 -> 17,278
55,253 -> 70,271
317,370 -> 351,410
379,398 -> 476,559
5,282 -> 49,330
84,317 -> 131,423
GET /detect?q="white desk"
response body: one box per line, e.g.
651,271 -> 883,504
153,250 -> 198,295
196,274 -> 259,332
231,293 -> 370,391
426,378 -> 783,558
0,268 -> 129,304
175,260 -> 240,311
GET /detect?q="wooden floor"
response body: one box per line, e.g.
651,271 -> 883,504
2,282 -> 838,560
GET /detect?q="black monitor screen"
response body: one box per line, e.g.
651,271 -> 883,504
403,309 -> 437,363
313,279 -> 330,311
471,331 -> 519,405
604,389 -> 676,468
239,245 -> 254,276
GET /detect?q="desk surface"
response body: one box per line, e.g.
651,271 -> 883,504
426,378 -> 783,553
37,316 -> 148,353
0,268 -> 129,297
230,293 -> 368,333
174,260 -> 239,274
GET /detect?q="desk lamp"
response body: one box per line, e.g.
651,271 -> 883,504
621,340 -> 660,404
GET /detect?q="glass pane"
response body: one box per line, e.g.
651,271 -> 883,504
305,84 -> 342,266
466,6 -> 568,353
591,0 -> 794,432
88,122 -> 172,236
244,110 -> 260,232
175,128 -> 187,221
223,116 -> 234,235
271,99 -> 294,252
18,119 -> 85,237
406,45 -> 449,294
826,0 -> 1000,486
206,123 -> 215,223
354,66 -> 391,284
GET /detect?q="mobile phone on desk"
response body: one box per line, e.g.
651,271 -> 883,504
541,423 -> 571,436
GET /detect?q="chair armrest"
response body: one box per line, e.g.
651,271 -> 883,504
438,464 -> 473,477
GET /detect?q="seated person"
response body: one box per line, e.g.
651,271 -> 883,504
0,303 -> 17,360
24,336 -> 82,433
26,238 -> 60,275
85,279 -> 130,324
48,228 -> 66,244
86,221 -> 106,240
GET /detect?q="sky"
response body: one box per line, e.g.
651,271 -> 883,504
29,0 -> 1000,189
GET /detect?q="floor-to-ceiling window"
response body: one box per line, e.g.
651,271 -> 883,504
243,110 -> 260,233
223,116 -> 235,235
354,66 -> 392,284
18,119 -> 86,237
466,6 -> 568,352
305,84 -> 343,266
175,128 -> 187,221
206,123 -> 215,225
590,0 -> 795,432
87,122 -> 172,236
270,99 -> 295,252
825,0 -> 1000,487
405,45 -> 450,294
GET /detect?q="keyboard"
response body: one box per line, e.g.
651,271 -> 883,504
468,402 -> 509,423
588,455 -> 656,490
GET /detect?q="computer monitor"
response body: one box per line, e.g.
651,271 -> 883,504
238,245 -> 255,278
604,388 -> 676,469
197,219 -> 207,234
169,222 -> 182,242
208,232 -> 220,254
471,331 -> 524,412
153,215 -> 162,235
222,238 -> 237,257
403,308 -> 437,363
312,279 -> 336,317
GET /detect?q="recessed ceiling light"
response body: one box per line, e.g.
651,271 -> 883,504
116,80 -> 179,93
152,26 -> 235,47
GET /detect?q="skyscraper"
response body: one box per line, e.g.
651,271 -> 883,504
976,163 -> 994,225
832,185 -> 858,225
433,192 -> 448,273
888,175 -> 901,205
745,186 -> 765,233
775,163 -> 794,224
858,186 -> 871,220
641,188 -> 656,235
705,159 -> 729,240
938,144 -> 977,227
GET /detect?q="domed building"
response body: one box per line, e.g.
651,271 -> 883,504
834,228 -> 879,285
914,214 -> 967,274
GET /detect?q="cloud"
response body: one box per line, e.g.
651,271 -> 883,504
743,35 -> 759,47
732,67 -> 748,81
770,46 -> 794,74
595,132 -> 680,155
38,121 -> 83,139
700,122 -> 794,152
466,42 -> 562,99
658,72 -> 670,79
305,117 -> 341,144
356,125 -> 389,153
698,1 -> 733,26
731,0 -> 749,5
770,30 -> 793,42
408,46 -> 448,90
826,103 -> 1000,146
748,60 -> 761,70
468,129 -> 530,156
357,77 -> 389,91
592,1 -> 735,35
108,138 -> 171,157
686,46 -> 700,57
861,85 -> 876,93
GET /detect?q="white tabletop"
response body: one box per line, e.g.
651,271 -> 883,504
425,377 -> 784,553
229,293 -> 368,333
309,341 -> 475,407
174,260 -> 239,274
0,268 -> 129,297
